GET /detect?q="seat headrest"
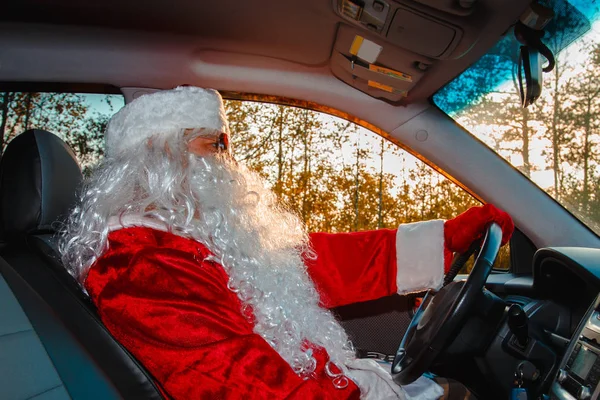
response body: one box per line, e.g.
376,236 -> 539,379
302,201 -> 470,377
0,129 -> 83,238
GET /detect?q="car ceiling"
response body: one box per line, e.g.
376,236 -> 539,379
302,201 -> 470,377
3,0 -> 338,66
0,0 -> 530,104
3,0 -> 600,250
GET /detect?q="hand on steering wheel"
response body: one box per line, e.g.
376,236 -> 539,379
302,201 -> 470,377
443,204 -> 513,273
391,223 -> 504,385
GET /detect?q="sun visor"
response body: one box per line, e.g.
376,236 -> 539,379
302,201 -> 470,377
330,24 -> 430,102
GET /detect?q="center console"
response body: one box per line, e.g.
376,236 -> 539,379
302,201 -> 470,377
551,295 -> 600,400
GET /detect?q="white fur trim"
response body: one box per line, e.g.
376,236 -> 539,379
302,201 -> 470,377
395,220 -> 445,294
107,214 -> 171,233
344,358 -> 443,399
401,375 -> 445,400
105,86 -> 230,156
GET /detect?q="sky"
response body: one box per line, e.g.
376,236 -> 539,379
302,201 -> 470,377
450,19 -> 600,191
83,93 -> 125,117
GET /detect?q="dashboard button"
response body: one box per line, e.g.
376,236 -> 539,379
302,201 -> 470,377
578,385 -> 591,400
557,369 -> 568,383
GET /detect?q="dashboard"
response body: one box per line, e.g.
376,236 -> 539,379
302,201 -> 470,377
470,247 -> 600,399
534,248 -> 600,323
532,247 -> 600,400
550,296 -> 600,399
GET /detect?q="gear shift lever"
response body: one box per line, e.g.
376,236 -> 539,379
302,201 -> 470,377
508,304 -> 529,348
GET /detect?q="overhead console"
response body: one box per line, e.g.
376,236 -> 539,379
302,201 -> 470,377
330,25 -> 430,102
335,0 -> 466,58
330,0 -> 482,101
387,6 -> 461,58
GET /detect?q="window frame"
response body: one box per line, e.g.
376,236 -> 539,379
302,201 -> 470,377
0,83 -> 515,271
221,91 -> 485,205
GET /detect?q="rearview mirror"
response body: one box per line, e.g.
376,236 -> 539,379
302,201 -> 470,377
518,45 -> 543,108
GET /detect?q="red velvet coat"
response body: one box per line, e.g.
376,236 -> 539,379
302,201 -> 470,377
84,204 -> 514,399
85,225 -> 439,399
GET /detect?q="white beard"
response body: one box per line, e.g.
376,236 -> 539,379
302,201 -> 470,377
154,155 -> 356,377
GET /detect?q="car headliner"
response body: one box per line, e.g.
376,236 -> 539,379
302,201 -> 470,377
1,0 -> 529,105
1,0 -> 599,250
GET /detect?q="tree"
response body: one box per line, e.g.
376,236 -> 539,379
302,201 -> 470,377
451,57 -> 545,178
223,99 -> 482,237
0,92 -> 118,172
559,41 -> 600,218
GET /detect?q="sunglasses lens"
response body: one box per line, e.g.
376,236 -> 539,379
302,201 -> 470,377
219,133 -> 229,151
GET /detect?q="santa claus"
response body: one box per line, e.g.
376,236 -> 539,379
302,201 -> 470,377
59,86 -> 513,399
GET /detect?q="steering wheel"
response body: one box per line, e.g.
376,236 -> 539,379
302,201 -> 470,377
391,222 -> 503,385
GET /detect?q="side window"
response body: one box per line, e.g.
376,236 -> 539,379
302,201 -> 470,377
0,93 -> 509,272
224,100 -> 511,272
0,91 -> 125,173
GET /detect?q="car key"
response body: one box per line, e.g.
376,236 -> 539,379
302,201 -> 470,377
511,366 -> 528,400
511,388 -> 528,400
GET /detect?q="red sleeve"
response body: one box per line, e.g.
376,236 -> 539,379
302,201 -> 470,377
306,229 -> 399,309
85,227 -> 359,400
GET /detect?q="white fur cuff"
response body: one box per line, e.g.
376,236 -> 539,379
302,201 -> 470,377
344,358 -> 444,399
395,220 -> 445,294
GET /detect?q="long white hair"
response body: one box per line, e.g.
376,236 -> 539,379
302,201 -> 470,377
59,130 -> 355,379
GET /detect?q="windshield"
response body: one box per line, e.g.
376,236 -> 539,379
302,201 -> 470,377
433,0 -> 600,235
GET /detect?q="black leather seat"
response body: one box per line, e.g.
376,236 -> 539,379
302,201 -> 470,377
0,129 -> 165,399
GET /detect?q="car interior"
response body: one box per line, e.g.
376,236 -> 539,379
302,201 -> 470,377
1,0 -> 600,399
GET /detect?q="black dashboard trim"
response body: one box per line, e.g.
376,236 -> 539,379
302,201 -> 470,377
533,247 -> 600,293
484,273 -> 534,295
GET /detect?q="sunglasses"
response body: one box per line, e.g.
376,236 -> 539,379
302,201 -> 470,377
214,132 -> 229,152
